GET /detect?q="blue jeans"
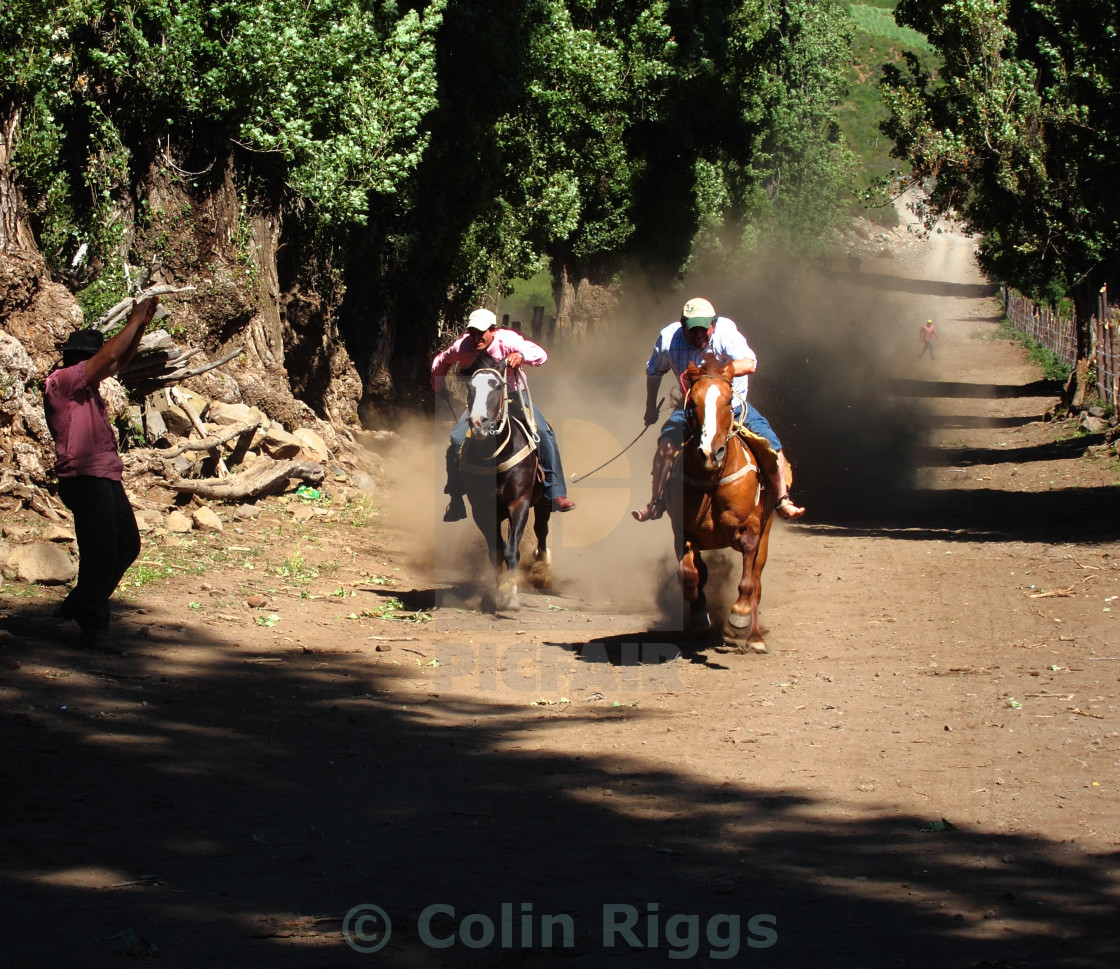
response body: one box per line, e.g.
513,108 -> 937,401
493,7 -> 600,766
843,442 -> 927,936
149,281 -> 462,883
659,402 -> 783,452
57,475 -> 140,631
447,399 -> 568,501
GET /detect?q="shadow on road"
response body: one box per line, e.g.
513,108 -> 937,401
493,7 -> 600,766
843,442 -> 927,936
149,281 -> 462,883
2,601 -> 1116,967
826,268 -> 999,300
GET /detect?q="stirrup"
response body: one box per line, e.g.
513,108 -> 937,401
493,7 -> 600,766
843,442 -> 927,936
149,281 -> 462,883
443,496 -> 467,522
631,498 -> 665,522
774,495 -> 805,521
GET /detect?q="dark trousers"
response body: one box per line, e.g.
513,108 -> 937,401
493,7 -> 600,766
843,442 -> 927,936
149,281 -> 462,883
446,400 -> 568,501
57,476 -> 140,631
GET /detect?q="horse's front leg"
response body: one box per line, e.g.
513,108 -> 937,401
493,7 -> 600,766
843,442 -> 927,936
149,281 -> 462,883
528,498 -> 552,589
677,541 -> 711,632
726,519 -> 766,653
496,497 -> 531,610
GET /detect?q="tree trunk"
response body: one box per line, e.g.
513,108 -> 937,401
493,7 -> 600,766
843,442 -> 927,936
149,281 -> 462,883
0,99 -> 21,253
1054,274 -> 1102,415
553,261 -> 577,336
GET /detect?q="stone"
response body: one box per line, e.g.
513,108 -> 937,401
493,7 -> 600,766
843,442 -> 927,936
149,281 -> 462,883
134,510 -> 163,534
7,543 -> 77,584
143,400 -> 169,443
293,427 -> 330,462
1079,414 -> 1109,434
233,503 -> 262,520
191,506 -> 224,532
0,332 -> 34,401
204,400 -> 265,426
166,510 -> 193,533
350,472 -> 377,495
42,525 -> 76,543
255,421 -> 303,459
290,504 -> 315,522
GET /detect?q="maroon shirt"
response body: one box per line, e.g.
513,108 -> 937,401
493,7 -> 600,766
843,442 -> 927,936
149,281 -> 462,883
44,361 -> 123,480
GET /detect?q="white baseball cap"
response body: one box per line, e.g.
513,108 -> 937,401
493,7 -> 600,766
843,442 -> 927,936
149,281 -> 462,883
466,308 -> 497,332
682,297 -> 716,329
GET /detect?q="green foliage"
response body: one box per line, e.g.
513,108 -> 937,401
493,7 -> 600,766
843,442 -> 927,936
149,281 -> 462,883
997,318 -> 1072,382
8,0 -> 860,378
840,2 -> 938,222
881,0 -> 1120,354
849,3 -> 931,50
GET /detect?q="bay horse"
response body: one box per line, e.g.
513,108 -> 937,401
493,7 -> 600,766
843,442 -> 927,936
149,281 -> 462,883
666,361 -> 777,653
460,366 -> 552,611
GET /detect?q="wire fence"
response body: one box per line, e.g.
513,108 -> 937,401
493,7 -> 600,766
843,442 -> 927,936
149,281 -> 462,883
1002,285 -> 1120,407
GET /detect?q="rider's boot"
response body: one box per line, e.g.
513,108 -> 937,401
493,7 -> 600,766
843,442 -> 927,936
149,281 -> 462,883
632,439 -> 678,522
771,451 -> 804,520
443,494 -> 467,522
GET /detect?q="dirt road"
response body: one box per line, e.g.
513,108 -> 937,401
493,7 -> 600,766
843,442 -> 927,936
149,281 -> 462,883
3,220 -> 1119,967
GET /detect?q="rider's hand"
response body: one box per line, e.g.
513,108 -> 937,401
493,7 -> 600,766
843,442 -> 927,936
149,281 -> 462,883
506,351 -> 523,369
643,403 -> 660,427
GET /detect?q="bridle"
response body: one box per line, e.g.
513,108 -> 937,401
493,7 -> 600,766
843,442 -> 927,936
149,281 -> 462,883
679,373 -> 755,490
467,368 -> 510,437
461,368 -> 535,475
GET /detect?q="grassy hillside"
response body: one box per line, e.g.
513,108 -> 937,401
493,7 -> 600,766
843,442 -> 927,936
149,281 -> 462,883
840,1 -> 935,225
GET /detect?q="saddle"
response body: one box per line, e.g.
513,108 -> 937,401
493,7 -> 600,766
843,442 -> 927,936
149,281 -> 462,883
732,424 -> 792,489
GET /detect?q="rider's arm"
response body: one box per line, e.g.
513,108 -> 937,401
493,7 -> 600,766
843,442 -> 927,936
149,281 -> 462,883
84,296 -> 159,386
503,332 -> 547,369
431,334 -> 472,394
643,375 -> 663,426
730,356 -> 757,377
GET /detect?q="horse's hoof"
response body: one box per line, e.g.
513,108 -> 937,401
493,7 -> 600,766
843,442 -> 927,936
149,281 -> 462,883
495,584 -> 520,612
738,637 -> 767,655
528,560 -> 552,589
533,549 -> 552,566
726,610 -> 752,630
687,610 -> 712,631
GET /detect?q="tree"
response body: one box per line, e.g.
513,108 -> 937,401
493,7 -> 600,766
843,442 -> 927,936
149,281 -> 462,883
880,0 -> 1120,408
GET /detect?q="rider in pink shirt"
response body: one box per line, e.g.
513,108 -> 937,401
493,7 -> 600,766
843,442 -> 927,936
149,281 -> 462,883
431,308 -> 575,522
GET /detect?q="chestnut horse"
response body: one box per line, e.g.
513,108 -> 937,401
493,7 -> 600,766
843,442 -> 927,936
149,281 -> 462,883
666,362 -> 777,653
460,367 -> 552,611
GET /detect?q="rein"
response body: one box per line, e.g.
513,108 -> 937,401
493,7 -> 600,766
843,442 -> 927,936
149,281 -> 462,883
461,416 -> 536,474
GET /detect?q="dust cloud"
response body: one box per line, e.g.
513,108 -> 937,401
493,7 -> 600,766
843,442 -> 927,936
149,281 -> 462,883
366,249 -> 928,626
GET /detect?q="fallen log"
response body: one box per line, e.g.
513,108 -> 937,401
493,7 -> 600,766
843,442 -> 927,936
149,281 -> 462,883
157,420 -> 265,458
161,459 -> 325,501
169,386 -> 228,477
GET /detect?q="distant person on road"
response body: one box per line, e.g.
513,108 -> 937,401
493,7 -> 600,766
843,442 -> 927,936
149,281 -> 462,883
631,297 -> 805,523
431,308 -> 576,522
44,295 -> 160,652
919,318 -> 937,360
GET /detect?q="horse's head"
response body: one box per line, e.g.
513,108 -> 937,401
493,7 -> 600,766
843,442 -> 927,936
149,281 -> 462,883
465,368 -> 507,436
682,361 -> 736,470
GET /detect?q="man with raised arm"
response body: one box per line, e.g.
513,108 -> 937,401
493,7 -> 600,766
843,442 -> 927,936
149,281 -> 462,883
44,295 -> 160,652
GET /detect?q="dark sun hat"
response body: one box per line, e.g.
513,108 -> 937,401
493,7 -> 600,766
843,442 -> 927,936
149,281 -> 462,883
61,329 -> 104,361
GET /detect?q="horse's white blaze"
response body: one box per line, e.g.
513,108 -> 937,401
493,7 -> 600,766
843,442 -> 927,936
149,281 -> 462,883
468,372 -> 498,426
699,384 -> 722,457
